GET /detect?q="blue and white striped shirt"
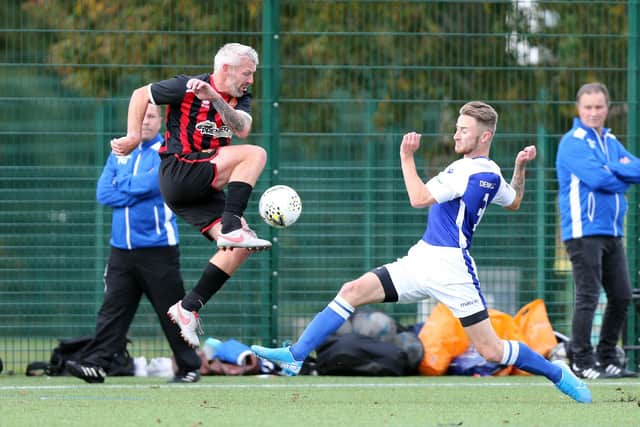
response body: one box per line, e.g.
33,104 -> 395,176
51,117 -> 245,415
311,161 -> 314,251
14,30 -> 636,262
423,157 -> 515,249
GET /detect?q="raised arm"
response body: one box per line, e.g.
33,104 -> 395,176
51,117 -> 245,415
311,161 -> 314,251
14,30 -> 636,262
110,86 -> 150,156
186,78 -> 252,138
505,145 -> 536,211
400,132 -> 437,208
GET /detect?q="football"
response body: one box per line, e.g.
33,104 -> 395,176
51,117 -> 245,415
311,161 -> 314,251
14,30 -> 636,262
258,185 -> 302,228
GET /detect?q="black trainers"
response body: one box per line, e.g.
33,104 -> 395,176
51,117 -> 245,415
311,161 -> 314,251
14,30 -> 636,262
66,360 -> 106,383
570,361 -> 636,379
600,363 -> 639,378
571,360 -> 617,379
170,370 -> 200,383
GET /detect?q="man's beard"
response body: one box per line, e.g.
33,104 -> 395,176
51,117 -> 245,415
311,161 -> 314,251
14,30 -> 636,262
455,135 -> 481,155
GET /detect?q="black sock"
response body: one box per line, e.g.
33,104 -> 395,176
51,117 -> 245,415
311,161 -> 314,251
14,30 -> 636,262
221,181 -> 253,233
181,263 -> 231,312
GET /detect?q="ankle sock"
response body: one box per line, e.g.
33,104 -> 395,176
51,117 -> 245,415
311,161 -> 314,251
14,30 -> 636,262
502,340 -> 562,383
221,182 -> 253,233
181,263 -> 230,311
290,296 -> 355,361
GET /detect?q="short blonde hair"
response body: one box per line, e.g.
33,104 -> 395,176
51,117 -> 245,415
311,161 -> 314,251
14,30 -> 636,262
459,101 -> 498,133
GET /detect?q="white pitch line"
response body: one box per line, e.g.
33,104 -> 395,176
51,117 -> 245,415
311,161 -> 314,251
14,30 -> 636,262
0,381 -> 638,392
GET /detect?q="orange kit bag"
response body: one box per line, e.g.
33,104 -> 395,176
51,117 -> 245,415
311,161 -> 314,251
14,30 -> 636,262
514,298 -> 557,358
417,303 -> 470,375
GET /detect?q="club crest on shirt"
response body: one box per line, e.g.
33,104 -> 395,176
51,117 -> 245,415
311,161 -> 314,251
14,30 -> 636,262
195,120 -> 233,138
587,138 -> 596,149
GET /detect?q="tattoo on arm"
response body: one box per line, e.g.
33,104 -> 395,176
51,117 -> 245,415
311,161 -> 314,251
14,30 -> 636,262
510,163 -> 526,200
211,98 -> 246,133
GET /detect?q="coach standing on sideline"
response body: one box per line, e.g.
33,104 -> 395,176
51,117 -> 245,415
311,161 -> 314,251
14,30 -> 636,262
556,82 -> 639,379
66,104 -> 202,384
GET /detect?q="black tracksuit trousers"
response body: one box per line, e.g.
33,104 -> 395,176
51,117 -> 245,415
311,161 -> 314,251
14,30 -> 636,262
565,236 -> 632,366
80,246 -> 201,373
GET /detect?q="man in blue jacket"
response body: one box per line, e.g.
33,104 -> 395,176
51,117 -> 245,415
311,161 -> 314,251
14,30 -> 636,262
66,104 -> 202,383
556,82 -> 639,379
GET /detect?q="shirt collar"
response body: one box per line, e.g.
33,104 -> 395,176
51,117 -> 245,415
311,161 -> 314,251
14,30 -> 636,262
141,133 -> 163,149
573,117 -> 609,138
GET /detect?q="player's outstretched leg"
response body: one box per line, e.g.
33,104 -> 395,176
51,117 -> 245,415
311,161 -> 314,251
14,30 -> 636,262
500,340 -> 591,403
552,360 -> 593,403
251,345 -> 302,376
251,296 -> 355,376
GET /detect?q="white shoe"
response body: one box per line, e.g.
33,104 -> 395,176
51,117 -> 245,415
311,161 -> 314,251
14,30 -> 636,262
217,227 -> 272,250
167,301 -> 202,348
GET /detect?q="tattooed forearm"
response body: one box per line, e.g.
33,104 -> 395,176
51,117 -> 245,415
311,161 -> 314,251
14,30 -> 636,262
211,98 -> 246,133
510,163 -> 526,200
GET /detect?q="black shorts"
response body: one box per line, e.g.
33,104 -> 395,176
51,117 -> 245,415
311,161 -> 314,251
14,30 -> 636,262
159,152 -> 226,238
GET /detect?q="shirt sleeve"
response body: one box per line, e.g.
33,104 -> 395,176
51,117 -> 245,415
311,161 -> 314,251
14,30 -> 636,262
557,135 -> 629,193
426,162 -> 467,203
115,169 -> 161,199
607,141 -> 640,183
96,155 -> 139,207
491,178 -> 517,207
608,158 -> 640,183
149,75 -> 190,105
114,151 -> 162,198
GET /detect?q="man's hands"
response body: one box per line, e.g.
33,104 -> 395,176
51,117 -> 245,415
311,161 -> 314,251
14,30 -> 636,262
399,132 -> 437,208
110,135 -> 139,156
507,145 -> 536,211
186,78 -> 222,102
515,145 -> 537,166
400,132 -> 422,158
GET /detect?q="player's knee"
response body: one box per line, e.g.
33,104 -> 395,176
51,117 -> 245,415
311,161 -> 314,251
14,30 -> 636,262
338,280 -> 364,302
249,145 -> 267,169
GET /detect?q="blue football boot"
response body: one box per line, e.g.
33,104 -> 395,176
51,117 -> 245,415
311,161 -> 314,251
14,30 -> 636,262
553,360 -> 593,403
251,345 -> 302,376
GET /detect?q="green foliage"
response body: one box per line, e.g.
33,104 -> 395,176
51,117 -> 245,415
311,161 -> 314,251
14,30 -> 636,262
21,0 -> 263,97
17,1 -> 630,142
531,2 -> 629,125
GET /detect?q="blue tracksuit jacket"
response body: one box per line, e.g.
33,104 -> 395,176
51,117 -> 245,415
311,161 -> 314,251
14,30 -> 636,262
556,117 -> 640,241
96,134 -> 179,249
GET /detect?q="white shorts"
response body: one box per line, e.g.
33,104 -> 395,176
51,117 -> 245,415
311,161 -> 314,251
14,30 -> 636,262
383,240 -> 487,319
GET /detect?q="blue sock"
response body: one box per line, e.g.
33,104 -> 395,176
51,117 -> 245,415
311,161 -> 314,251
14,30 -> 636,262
501,340 -> 562,383
290,296 -> 355,361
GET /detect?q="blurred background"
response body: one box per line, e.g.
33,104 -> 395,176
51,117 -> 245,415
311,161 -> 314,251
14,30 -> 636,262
0,0 -> 638,374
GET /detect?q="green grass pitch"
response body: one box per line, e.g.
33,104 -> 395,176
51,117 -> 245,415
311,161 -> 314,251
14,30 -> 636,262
1,375 -> 638,427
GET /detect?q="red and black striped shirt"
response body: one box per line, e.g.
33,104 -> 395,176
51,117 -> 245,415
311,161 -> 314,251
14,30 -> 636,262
149,72 -> 251,155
